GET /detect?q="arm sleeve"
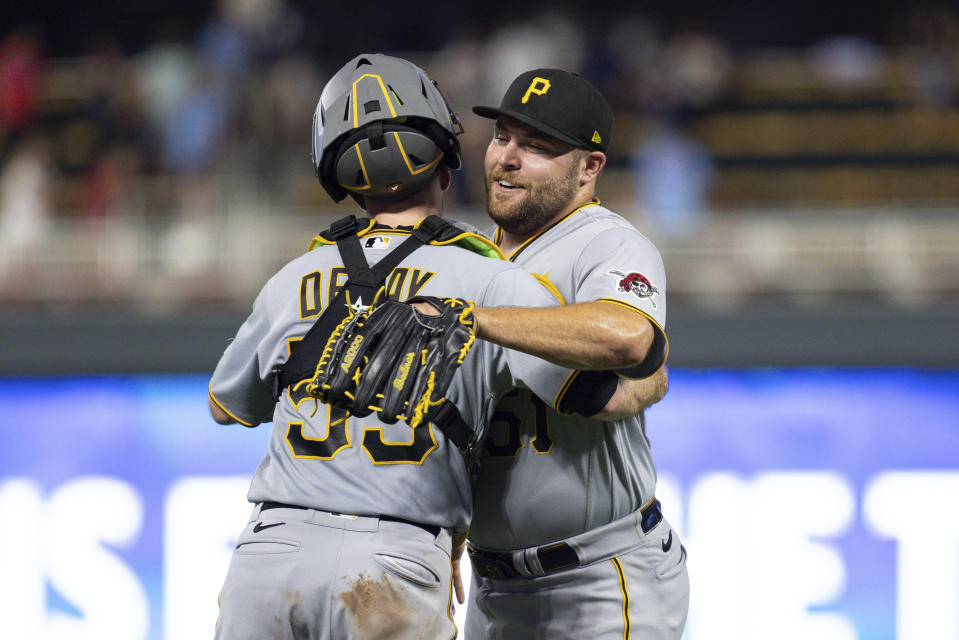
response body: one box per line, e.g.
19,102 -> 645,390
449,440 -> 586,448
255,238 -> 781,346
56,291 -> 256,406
208,285 -> 278,426
574,227 -> 669,379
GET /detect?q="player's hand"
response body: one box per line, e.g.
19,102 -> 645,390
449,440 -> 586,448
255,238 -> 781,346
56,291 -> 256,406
412,298 -> 479,336
411,300 -> 440,316
451,538 -> 467,605
595,365 -> 669,421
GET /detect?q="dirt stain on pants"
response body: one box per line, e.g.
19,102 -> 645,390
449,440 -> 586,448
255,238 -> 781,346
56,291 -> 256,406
340,572 -> 412,638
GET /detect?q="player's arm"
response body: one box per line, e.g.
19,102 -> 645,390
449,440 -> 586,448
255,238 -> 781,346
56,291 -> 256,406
594,366 -> 668,421
463,270 -> 650,420
208,283 -> 279,428
208,394 -> 237,425
471,301 -> 654,370
473,226 -> 669,374
451,534 -> 467,605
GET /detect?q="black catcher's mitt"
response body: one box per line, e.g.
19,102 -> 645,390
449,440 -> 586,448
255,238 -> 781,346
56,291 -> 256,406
304,296 -> 475,427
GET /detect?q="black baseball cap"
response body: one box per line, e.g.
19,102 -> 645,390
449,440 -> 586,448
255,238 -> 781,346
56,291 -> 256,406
473,68 -> 613,152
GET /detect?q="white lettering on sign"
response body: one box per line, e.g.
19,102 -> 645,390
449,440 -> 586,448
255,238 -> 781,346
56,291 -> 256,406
47,476 -> 148,640
681,472 -> 857,640
163,476 -> 254,640
864,472 -> 959,640
0,479 -> 45,638
2,471 -> 958,640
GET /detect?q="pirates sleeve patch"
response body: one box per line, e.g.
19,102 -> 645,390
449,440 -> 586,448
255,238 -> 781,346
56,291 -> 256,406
608,270 -> 660,309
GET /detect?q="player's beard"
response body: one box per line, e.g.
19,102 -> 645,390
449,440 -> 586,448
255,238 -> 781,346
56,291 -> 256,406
486,161 -> 580,237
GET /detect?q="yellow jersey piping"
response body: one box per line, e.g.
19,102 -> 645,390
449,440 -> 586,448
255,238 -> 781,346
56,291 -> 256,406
611,557 -> 631,639
310,225 -> 505,260
552,370 -> 580,414
497,198 -> 600,262
308,218 -> 377,250
532,273 -> 565,305
595,298 -> 670,374
207,385 -> 256,427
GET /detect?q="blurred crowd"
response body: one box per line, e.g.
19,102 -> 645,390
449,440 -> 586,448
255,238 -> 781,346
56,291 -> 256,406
1,0 -> 958,308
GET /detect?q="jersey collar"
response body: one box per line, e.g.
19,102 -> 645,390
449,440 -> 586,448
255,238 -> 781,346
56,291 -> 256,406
495,198 -> 600,262
307,218 -> 507,260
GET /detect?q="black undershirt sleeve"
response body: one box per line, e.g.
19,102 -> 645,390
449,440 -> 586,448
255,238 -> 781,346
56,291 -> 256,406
615,325 -> 667,380
556,369 -> 619,417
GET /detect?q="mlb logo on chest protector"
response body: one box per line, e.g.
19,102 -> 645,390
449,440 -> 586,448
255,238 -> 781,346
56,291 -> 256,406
363,236 -> 391,249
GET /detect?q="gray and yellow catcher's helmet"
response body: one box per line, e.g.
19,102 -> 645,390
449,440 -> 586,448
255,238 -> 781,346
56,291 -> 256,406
312,53 -> 463,202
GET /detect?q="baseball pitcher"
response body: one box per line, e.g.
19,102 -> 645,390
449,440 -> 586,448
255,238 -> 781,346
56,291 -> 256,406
465,69 -> 690,639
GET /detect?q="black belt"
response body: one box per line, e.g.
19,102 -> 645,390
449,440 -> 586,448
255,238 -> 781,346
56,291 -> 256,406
259,502 -> 441,537
468,499 -> 663,580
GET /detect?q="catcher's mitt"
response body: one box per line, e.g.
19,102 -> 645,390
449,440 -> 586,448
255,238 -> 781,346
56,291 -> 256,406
303,296 -> 475,427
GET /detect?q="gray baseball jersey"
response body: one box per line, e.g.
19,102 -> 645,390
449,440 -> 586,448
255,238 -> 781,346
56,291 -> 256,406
470,200 -> 669,550
209,223 -> 581,538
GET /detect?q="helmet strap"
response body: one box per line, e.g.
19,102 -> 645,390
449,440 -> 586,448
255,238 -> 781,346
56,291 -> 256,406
366,121 -> 387,151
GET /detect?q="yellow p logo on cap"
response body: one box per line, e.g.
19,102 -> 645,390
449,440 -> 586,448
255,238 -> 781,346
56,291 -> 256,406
521,77 -> 551,104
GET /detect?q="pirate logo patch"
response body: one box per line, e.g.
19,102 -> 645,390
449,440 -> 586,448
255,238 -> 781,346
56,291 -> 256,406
609,270 -> 659,309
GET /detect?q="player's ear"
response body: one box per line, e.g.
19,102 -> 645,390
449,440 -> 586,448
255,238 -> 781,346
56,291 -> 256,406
581,151 -> 606,185
437,164 -> 451,192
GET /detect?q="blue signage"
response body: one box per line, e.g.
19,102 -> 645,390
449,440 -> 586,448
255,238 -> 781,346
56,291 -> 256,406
0,369 -> 956,640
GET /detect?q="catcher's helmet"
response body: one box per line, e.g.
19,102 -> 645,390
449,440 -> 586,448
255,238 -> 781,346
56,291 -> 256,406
312,53 -> 463,202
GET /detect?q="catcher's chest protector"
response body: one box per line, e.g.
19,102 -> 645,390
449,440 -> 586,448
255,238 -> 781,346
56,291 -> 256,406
274,214 -> 453,402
